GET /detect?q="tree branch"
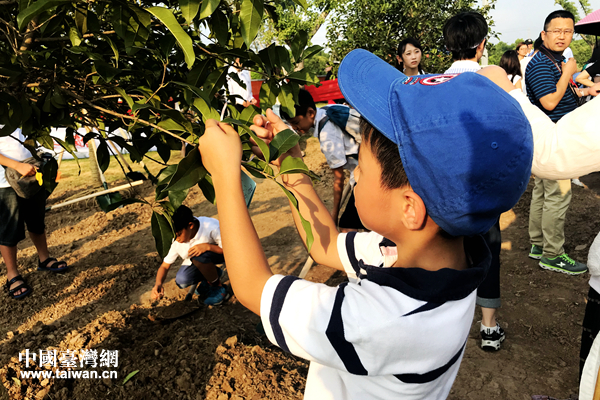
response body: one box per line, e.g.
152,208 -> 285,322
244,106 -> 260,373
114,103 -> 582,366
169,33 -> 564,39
34,30 -> 116,42
63,89 -> 194,145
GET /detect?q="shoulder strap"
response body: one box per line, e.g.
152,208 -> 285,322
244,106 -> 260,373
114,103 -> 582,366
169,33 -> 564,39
317,115 -> 330,141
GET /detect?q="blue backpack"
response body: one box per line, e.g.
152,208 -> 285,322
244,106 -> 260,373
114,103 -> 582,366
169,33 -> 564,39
317,105 -> 362,146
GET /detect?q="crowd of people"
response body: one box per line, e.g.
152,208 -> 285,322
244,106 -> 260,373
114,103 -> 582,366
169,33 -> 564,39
2,7 -> 600,400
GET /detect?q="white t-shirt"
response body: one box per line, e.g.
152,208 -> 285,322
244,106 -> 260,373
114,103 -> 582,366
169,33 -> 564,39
226,67 -> 253,105
163,217 -> 222,265
313,108 -> 359,177
507,74 -> 522,85
0,128 -> 33,188
260,231 -> 491,400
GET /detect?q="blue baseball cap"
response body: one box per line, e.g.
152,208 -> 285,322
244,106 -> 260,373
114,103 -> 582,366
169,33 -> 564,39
338,49 -> 533,236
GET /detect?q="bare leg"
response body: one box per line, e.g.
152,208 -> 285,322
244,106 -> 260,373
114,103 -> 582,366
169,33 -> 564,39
191,260 -> 220,285
481,307 -> 497,327
28,231 -> 49,262
0,244 -> 26,295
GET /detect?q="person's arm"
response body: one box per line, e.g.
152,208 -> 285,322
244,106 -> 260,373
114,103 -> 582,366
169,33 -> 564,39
198,119 -> 273,315
576,70 -> 595,87
538,58 -> 578,111
0,154 -> 36,176
331,167 -> 344,225
478,66 -> 600,180
188,243 -> 223,257
252,111 -> 344,271
152,262 -> 172,300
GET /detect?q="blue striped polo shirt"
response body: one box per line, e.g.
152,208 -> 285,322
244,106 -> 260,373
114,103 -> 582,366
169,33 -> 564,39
525,51 -> 578,122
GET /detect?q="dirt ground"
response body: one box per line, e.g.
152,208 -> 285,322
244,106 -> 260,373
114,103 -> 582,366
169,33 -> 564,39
1,136 -> 599,400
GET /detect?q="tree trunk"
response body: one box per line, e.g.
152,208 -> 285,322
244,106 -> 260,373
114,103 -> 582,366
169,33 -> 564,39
87,139 -> 103,187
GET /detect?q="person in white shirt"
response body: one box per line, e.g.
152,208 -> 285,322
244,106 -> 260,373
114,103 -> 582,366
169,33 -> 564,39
151,205 -> 229,306
226,58 -> 257,112
443,11 -> 506,351
0,128 -> 68,300
499,50 -> 523,90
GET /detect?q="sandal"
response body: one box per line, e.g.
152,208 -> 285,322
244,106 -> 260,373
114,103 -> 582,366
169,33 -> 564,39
5,275 -> 33,300
38,257 -> 68,273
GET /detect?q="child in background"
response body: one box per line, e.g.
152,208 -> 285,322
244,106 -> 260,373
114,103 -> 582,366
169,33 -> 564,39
152,205 -> 229,306
196,48 -> 533,399
282,89 -> 364,231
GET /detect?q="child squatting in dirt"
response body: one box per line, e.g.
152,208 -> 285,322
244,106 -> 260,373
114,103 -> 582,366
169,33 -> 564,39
196,49 -> 535,400
151,205 -> 229,306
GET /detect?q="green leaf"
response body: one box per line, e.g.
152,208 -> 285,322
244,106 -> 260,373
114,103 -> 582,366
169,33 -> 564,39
198,175 -> 216,204
96,141 -> 110,173
291,0 -> 307,10
122,370 -> 140,386
276,182 -> 313,251
277,84 -> 295,119
199,0 -> 221,19
203,67 -> 229,99
259,81 -> 279,111
193,97 -> 220,121
278,156 -> 318,180
105,198 -> 147,212
239,0 -> 263,48
146,7 -> 195,69
17,0 -> 71,30
287,70 -> 320,86
163,147 -> 207,192
180,0 -> 201,25
268,128 -> 299,161
151,211 -> 174,258
114,88 -> 134,109
302,45 -> 322,61
210,10 -> 229,46
168,189 -> 189,210
94,60 -> 120,83
222,118 -> 270,163
102,35 -> 119,67
290,31 -> 308,62
157,119 -> 189,133
69,26 -> 82,46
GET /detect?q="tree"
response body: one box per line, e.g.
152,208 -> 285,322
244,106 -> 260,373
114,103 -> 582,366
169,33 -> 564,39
326,0 -> 496,74
488,38 -> 525,66
1,0 -> 322,255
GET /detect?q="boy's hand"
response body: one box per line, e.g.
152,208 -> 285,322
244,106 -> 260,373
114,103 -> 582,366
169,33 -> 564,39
16,163 -> 36,177
188,243 -> 208,258
198,119 -> 242,180
250,109 -> 302,167
152,284 -> 164,300
589,82 -> 600,97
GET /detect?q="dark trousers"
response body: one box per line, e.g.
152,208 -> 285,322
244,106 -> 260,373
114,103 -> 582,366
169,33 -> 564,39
477,219 -> 501,309
580,286 -> 600,380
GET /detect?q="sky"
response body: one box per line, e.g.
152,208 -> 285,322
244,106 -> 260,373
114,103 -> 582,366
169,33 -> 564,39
311,0 -> 600,47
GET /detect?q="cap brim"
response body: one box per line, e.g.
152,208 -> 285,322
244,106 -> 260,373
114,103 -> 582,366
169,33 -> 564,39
338,49 -> 406,141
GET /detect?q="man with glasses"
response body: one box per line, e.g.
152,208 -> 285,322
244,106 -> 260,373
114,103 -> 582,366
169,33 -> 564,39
525,10 -> 599,275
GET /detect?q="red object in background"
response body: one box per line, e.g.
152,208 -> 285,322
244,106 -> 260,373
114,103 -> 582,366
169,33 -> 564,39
305,79 -> 344,103
250,77 -> 344,106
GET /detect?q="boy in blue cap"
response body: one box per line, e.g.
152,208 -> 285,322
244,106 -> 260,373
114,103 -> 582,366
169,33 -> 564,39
197,50 -> 533,399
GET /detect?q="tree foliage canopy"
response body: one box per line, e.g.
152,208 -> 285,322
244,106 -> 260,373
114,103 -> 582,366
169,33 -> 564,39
1,0 -> 321,255
326,0 -> 496,74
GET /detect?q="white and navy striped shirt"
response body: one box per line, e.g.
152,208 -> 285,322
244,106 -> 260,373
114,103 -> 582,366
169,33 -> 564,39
260,232 -> 491,399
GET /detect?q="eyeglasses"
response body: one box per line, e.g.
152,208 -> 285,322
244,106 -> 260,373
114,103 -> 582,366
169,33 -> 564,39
545,29 -> 574,36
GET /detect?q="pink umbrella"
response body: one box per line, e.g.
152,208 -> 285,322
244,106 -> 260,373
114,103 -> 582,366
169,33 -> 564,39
575,9 -> 600,35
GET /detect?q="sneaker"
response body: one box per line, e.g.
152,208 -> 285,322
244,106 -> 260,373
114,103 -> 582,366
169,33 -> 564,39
194,280 -> 210,297
572,178 -> 585,187
539,254 -> 587,275
480,323 -> 506,351
529,244 -> 543,260
204,286 -> 230,306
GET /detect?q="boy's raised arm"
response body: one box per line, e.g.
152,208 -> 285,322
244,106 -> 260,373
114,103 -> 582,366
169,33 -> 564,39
250,111 -> 344,272
198,119 -> 272,315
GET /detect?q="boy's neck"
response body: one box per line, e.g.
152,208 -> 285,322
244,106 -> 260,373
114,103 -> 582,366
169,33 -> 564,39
391,233 -> 468,272
190,219 -> 199,238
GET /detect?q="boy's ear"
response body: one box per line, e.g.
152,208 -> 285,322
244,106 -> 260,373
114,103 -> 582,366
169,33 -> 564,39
307,107 -> 316,120
399,189 -> 427,231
